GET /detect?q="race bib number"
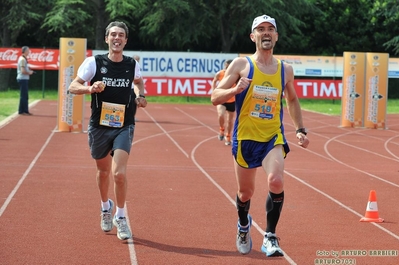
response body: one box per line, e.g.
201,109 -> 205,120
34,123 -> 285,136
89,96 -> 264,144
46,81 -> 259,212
249,85 -> 279,119
99,102 -> 125,127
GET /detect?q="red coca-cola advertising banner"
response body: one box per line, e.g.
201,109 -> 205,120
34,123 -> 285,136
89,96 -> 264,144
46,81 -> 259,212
0,48 -> 92,70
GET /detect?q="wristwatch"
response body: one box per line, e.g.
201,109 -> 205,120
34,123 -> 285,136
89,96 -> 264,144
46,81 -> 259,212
296,128 -> 307,135
139,94 -> 145,98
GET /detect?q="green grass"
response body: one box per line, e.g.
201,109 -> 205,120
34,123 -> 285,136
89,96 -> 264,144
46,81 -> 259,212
298,98 -> 399,115
299,99 -> 343,115
0,90 -> 59,121
1,90 -> 398,122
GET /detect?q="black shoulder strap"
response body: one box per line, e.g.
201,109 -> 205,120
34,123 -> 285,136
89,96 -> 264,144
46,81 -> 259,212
93,54 -> 103,68
94,54 -> 102,60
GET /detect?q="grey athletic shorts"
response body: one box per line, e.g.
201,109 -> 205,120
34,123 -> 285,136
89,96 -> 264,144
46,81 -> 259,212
88,124 -> 135,159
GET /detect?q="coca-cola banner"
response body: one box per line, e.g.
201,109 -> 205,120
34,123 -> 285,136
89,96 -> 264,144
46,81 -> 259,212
0,48 -> 59,70
0,48 -> 93,70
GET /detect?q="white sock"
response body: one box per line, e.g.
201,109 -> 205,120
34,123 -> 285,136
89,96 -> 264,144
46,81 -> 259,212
101,199 -> 110,211
115,207 -> 125,218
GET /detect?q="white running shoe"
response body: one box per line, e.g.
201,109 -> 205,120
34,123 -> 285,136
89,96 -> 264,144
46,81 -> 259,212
261,232 -> 284,257
100,199 -> 114,232
113,216 -> 132,240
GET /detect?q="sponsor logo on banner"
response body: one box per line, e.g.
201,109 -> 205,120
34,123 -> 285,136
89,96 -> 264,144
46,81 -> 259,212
0,48 -> 59,69
0,49 -> 19,65
305,69 -> 322,75
295,79 -> 342,98
139,77 -> 342,98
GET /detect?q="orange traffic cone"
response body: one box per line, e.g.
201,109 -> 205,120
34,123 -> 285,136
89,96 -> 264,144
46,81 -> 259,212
360,190 -> 384,222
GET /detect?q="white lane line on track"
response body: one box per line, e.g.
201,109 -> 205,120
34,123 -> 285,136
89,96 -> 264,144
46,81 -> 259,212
335,138 -> 399,162
288,114 -> 399,240
285,171 -> 399,241
324,132 -> 399,188
125,109 -> 203,264
178,108 -> 399,249
175,107 -> 217,131
140,108 -> 189,158
125,204 -> 138,265
190,136 -> 298,265
385,135 -> 399,160
141,108 -> 299,263
293,129 -> 399,164
291,115 -> 399,186
0,125 -> 57,217
126,109 -> 213,264
137,107 -> 399,265
132,126 -> 204,146
192,135 -> 399,253
314,128 -> 399,162
175,107 -> 298,264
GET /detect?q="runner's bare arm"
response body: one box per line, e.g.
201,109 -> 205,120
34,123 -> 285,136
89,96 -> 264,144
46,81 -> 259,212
134,77 -> 147,108
284,64 -> 309,148
68,76 -> 104,95
134,77 -> 145,97
211,57 -> 251,105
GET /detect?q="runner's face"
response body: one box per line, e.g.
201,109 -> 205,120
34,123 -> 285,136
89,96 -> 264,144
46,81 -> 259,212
105,26 -> 127,52
251,22 -> 278,50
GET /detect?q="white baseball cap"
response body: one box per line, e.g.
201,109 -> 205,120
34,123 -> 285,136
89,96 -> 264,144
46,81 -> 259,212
251,15 -> 277,32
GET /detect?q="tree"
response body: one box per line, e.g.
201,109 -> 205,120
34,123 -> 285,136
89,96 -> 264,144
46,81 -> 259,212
2,0 -> 398,92
0,0 -> 50,91
101,0 -> 213,51
126,0 -> 318,53
371,0 -> 399,55
294,0 -> 399,56
41,0 -> 106,49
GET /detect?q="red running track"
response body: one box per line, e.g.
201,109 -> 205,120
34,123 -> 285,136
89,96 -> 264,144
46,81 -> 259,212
0,100 -> 398,265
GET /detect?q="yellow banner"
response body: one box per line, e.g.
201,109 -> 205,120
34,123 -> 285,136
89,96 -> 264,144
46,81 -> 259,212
364,53 -> 389,129
57,38 -> 87,132
340,52 -> 366,127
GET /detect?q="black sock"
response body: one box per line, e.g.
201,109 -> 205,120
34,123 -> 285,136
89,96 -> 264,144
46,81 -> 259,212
236,194 -> 250,227
266,191 -> 284,234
